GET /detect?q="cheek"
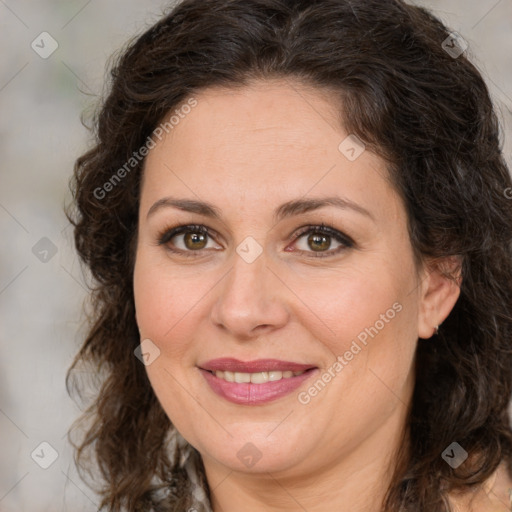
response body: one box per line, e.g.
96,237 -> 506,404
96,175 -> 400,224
288,261 -> 409,347
133,253 -> 186,350
133,253 -> 202,428
133,250 -> 219,365
302,268 -> 417,419
134,247 -> 186,327
291,257 -> 418,399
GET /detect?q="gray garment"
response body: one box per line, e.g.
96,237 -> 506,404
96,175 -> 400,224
174,430 -> 213,512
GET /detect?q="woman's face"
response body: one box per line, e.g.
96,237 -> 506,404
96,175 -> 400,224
133,79 -> 457,479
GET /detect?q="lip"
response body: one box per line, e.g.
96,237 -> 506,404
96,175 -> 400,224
199,358 -> 316,373
198,359 -> 318,405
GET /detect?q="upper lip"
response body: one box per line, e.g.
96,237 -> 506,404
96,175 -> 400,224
199,358 -> 317,373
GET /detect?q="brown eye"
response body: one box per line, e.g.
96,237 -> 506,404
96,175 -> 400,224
182,231 -> 208,250
307,232 -> 331,252
158,224 -> 220,257
292,225 -> 354,258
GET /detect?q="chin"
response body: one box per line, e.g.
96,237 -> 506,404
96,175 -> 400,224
194,430 -> 310,475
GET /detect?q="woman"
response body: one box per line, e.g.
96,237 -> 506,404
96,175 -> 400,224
66,0 -> 512,510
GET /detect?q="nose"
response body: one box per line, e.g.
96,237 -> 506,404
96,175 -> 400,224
209,246 -> 290,340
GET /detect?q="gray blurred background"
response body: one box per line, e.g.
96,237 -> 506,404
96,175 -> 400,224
0,1 -> 511,510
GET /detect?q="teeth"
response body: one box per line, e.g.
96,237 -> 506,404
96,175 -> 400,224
250,371 -> 268,384
213,369 -> 306,383
223,371 -> 235,382
234,372 -> 251,383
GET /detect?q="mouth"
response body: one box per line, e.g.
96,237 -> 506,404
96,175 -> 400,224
204,368 -> 311,383
198,358 -> 318,405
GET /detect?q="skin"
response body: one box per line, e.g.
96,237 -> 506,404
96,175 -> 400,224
133,78 -> 463,511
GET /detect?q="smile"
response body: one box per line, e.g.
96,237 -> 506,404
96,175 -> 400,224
211,369 -> 307,383
198,359 -> 318,405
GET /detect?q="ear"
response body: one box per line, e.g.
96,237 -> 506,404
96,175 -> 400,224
417,255 -> 462,339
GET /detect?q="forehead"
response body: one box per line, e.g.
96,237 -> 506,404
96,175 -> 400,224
140,79 -> 401,224
170,80 -> 342,151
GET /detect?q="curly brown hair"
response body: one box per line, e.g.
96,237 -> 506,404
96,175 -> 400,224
65,0 -> 512,510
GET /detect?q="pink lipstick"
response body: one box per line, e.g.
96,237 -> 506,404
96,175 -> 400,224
198,358 -> 318,405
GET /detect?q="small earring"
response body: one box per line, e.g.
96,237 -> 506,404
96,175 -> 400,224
435,325 -> 439,335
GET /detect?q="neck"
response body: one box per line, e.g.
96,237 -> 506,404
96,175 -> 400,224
203,401 -> 411,512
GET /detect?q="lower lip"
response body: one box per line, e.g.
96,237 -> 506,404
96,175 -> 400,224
199,368 -> 318,405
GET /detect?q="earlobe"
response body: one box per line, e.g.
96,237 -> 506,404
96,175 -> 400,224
417,256 -> 462,339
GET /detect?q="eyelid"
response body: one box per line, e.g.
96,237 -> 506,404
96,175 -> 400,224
157,224 -> 218,245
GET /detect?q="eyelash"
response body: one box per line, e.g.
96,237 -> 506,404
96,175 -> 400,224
156,223 -> 354,259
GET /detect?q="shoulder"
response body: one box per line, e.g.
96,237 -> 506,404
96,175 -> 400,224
447,461 -> 512,512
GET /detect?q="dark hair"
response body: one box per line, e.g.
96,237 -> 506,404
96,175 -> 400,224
65,0 -> 512,510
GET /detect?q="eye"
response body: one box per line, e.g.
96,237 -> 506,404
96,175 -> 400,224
290,224 -> 354,258
156,223 -> 354,259
157,224 -> 220,257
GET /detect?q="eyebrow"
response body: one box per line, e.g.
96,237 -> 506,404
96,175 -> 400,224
146,196 -> 375,222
